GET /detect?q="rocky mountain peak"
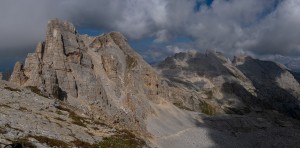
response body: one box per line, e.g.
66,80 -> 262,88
47,19 -> 76,35
9,19 -> 169,133
232,55 -> 252,66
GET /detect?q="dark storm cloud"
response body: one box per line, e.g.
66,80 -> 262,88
0,0 -> 299,60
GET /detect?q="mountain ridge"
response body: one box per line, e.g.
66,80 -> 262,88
2,19 -> 300,147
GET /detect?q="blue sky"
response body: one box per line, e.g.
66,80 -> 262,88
0,0 -> 300,72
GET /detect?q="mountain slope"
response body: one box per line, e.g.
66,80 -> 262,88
5,19 -> 300,147
156,51 -> 300,119
156,51 -> 258,115
0,80 -> 146,147
233,55 -> 300,118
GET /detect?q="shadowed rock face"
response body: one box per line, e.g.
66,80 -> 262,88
9,19 -> 170,133
156,51 -> 257,115
157,51 -> 300,119
234,56 -> 300,119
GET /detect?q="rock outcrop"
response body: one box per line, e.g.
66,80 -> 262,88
9,19 -> 170,135
0,80 -> 145,147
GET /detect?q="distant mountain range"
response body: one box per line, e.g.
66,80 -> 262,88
263,54 -> 300,72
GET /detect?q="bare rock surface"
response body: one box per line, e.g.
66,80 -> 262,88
6,19 -> 300,148
0,80 -> 118,147
234,56 -> 300,118
9,19 -> 171,136
156,51 -> 257,115
156,51 -> 300,119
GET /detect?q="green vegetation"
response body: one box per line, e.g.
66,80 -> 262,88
204,91 -> 213,99
8,130 -> 146,148
55,105 -> 87,127
173,102 -> 193,111
224,107 -> 251,115
93,130 -> 146,148
12,137 -> 37,148
126,55 -> 137,70
5,124 -> 24,132
54,117 -> 65,121
4,86 -> 21,92
199,101 -> 218,115
0,127 -> 7,134
31,135 -> 68,148
0,104 -> 11,108
19,107 -> 28,111
27,86 -> 48,98
71,139 -> 93,148
56,110 -> 63,115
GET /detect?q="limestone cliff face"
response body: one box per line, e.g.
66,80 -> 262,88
10,19 -> 169,133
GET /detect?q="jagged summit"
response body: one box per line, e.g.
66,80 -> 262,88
232,55 -> 253,66
9,19 -> 169,134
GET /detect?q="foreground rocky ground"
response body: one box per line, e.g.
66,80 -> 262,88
0,80 -> 146,147
1,79 -> 300,147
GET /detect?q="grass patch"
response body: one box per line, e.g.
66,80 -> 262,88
93,130 -> 146,148
19,107 -> 28,111
199,101 -> 218,116
0,127 -> 7,134
31,135 -> 68,148
12,137 -> 37,148
0,104 -> 11,108
204,91 -> 213,99
93,120 -> 108,127
56,110 -> 64,115
5,124 -> 24,132
173,102 -> 193,111
126,55 -> 137,70
4,86 -> 21,92
224,107 -> 251,115
54,117 -> 65,121
71,139 -> 93,148
56,105 -> 87,127
27,86 -> 48,98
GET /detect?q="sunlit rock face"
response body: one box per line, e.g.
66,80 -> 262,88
9,19 -> 171,133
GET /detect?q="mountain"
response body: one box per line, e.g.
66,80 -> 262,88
156,51 -> 257,115
2,19 -> 300,147
156,51 -> 300,119
262,55 -> 300,72
233,55 -> 300,118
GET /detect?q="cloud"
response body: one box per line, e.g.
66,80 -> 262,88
0,0 -> 300,64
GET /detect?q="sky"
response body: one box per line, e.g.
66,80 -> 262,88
0,0 -> 300,72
